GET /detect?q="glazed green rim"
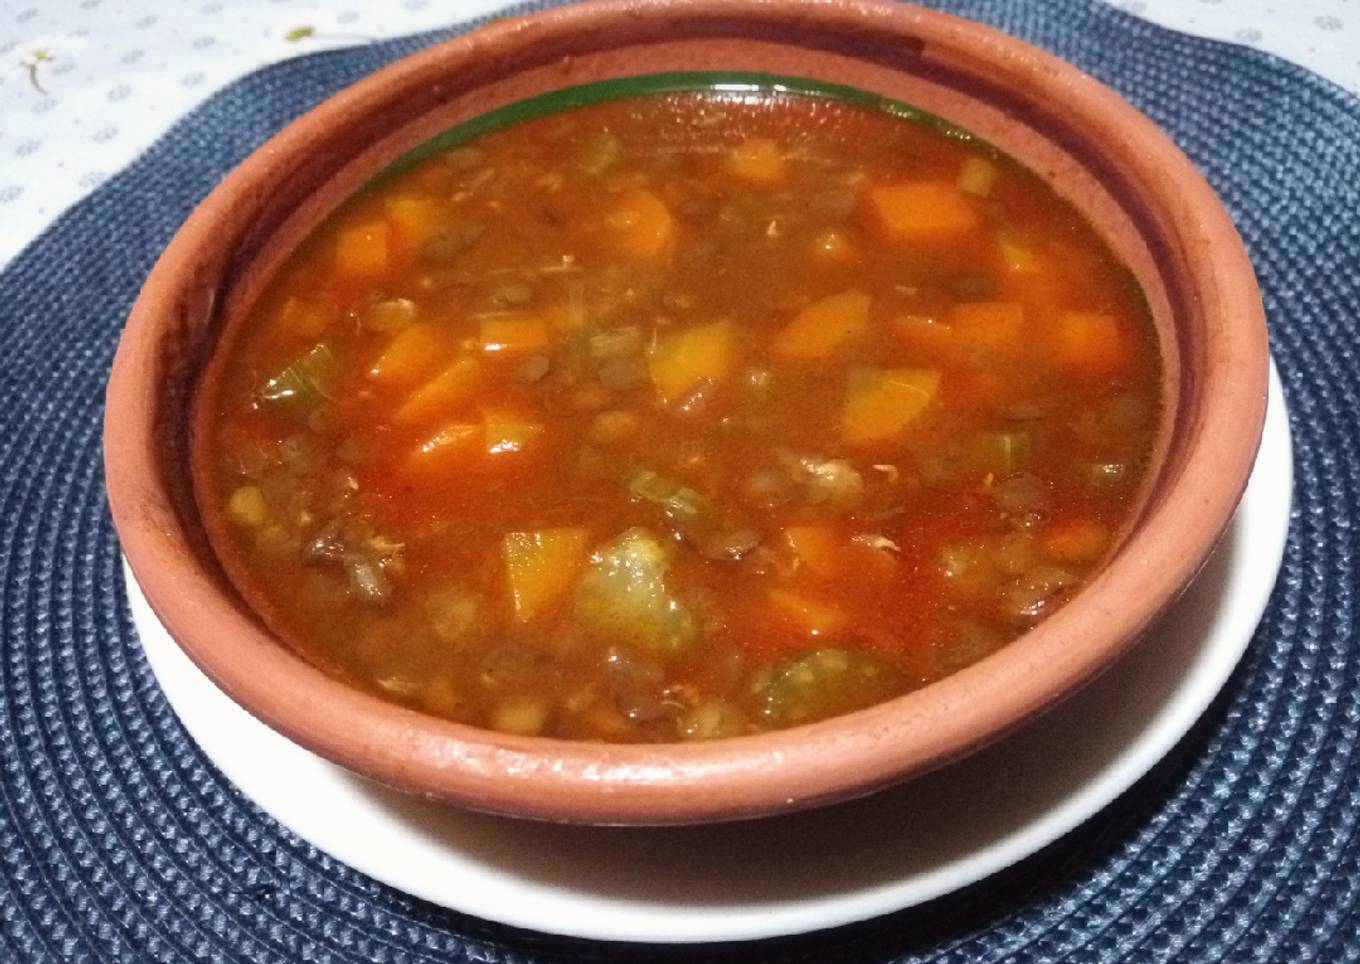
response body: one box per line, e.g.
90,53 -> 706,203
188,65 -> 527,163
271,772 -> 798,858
372,69 -> 987,188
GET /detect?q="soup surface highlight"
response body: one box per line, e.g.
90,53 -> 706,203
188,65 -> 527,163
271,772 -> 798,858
197,87 -> 1160,742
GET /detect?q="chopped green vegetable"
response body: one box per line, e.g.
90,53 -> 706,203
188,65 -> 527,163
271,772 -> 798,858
753,648 -> 904,729
589,326 -> 644,360
257,341 -> 337,417
680,699 -> 747,740
1003,564 -> 1077,621
972,429 -> 1031,478
574,527 -> 697,656
782,453 -> 864,509
939,622 -> 1004,672
626,468 -> 714,542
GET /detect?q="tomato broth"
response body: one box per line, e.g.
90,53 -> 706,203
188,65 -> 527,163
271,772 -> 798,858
195,85 -> 1160,742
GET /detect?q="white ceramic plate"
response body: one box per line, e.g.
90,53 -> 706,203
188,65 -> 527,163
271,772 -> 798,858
126,365 -> 1292,945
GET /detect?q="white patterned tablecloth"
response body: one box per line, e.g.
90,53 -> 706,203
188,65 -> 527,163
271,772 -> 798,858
0,0 -> 1356,269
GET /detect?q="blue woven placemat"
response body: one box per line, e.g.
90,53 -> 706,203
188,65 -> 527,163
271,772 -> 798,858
2,0 -> 1357,960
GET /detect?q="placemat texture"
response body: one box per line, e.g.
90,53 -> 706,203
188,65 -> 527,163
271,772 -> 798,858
1,0 -> 1357,960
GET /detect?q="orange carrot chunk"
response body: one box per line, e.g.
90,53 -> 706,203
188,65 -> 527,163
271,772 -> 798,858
1053,311 -> 1125,374
334,220 -> 390,278
479,315 -> 551,354
394,356 -> 480,425
866,181 -> 978,244
773,290 -> 871,360
368,322 -> 448,389
606,187 -> 675,260
726,137 -> 787,184
1044,520 -> 1110,564
841,368 -> 941,445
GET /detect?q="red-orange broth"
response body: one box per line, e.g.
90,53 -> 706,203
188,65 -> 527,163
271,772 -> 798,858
195,90 -> 1160,741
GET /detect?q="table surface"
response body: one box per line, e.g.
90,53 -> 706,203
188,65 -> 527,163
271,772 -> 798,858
0,0 -> 1357,269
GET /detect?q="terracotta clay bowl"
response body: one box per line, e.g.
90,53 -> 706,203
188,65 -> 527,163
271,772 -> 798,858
104,0 -> 1268,824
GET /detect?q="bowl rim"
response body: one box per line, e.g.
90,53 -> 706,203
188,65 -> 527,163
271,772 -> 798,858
104,0 -> 1269,824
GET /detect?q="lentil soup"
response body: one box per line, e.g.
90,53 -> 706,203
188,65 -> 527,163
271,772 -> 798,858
194,79 -> 1160,743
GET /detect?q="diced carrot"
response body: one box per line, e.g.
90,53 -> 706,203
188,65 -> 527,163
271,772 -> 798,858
784,526 -> 844,579
393,356 -> 480,425
384,195 -> 445,248
841,368 -> 941,446
865,181 -> 978,245
768,588 -> 847,637
605,187 -> 674,260
401,421 -> 480,485
334,219 -> 389,278
956,156 -> 997,197
479,315 -> 551,354
784,526 -> 896,582
647,320 -> 737,405
948,301 -> 1025,357
501,528 -> 591,622
368,321 -> 447,389
1044,519 -> 1110,564
1052,311 -> 1125,374
272,295 -> 337,341
483,408 -> 544,456
772,289 -> 871,361
809,228 -> 859,262
726,137 -> 787,184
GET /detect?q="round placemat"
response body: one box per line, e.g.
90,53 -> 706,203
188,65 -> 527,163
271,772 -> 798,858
0,1 -> 1355,961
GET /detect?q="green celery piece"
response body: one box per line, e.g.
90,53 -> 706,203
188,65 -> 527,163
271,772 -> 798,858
574,527 -> 697,656
755,648 -> 904,729
257,341 -> 337,417
626,468 -> 713,539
